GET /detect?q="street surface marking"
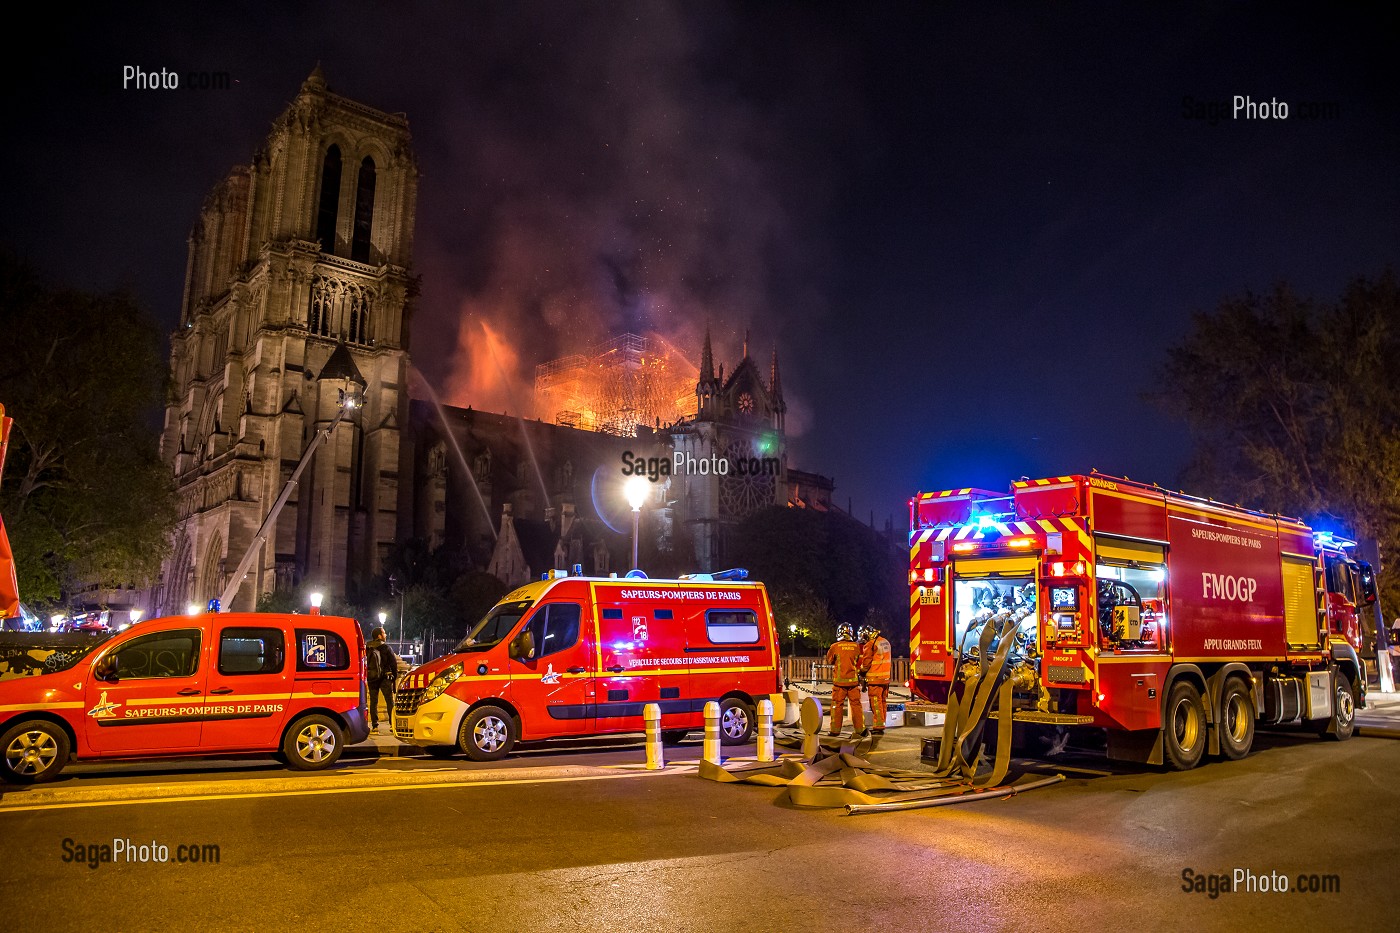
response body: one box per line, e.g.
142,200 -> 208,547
0,769 -> 678,814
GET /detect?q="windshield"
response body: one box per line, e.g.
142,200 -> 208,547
454,600 -> 534,652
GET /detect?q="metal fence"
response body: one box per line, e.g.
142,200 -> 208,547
782,656 -> 909,685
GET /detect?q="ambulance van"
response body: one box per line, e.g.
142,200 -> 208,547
0,610 -> 369,783
394,571 -> 784,760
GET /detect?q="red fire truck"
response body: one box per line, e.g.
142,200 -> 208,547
909,473 -> 1376,770
394,570 -> 783,760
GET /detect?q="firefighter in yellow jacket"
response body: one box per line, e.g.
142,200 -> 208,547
859,623 -> 893,735
824,624 -> 867,737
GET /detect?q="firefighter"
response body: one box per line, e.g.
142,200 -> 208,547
859,623 -> 893,735
824,624 -> 867,737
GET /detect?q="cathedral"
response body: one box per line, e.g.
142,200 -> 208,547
156,69 -> 417,613
153,72 -> 832,612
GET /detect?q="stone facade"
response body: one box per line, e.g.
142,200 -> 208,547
156,69 -> 417,613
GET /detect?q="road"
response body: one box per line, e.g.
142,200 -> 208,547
1,727 -> 1397,932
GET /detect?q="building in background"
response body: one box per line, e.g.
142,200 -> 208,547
156,69 -> 417,613
410,329 -> 834,585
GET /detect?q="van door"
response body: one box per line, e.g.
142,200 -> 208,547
84,625 -> 207,753
509,602 -> 594,736
595,606 -> 661,734
201,622 -> 294,751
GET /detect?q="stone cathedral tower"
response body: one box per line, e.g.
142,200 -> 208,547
158,68 -> 417,613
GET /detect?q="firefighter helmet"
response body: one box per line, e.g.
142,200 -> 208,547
857,625 -> 875,642
836,623 -> 855,642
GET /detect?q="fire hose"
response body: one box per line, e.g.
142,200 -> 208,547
697,610 -> 1062,813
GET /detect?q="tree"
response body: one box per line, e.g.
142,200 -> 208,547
1155,270 -> 1400,624
0,252 -> 177,606
729,506 -> 908,655
450,570 -> 509,634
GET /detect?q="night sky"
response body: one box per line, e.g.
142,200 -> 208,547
4,3 -> 1396,525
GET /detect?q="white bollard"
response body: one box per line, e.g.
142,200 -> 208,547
782,687 -> 802,725
800,696 -> 823,760
643,702 -> 663,770
757,699 -> 775,761
703,700 -> 722,763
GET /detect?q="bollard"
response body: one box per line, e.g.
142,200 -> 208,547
782,687 -> 802,725
703,700 -> 722,763
756,699 -> 775,761
643,703 -> 664,770
800,696 -> 823,761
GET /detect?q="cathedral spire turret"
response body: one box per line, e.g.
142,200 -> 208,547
700,324 -> 715,384
769,344 -> 783,401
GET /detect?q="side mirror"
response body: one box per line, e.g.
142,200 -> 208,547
1358,562 -> 1378,606
94,654 -> 120,682
508,629 -> 536,661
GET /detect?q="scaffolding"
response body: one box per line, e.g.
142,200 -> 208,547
535,333 -> 698,436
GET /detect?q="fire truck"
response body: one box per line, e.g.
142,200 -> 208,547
909,473 -> 1377,770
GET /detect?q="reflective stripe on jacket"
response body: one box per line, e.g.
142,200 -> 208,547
825,640 -> 862,686
861,636 -> 892,684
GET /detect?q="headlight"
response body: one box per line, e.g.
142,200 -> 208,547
420,663 -> 463,703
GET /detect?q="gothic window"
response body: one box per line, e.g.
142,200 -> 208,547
315,145 -> 342,254
351,157 -> 376,263
347,286 -> 371,344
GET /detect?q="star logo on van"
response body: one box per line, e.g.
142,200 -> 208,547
88,691 -> 121,719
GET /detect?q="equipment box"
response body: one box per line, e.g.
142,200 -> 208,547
1303,671 -> 1332,720
885,703 -> 905,729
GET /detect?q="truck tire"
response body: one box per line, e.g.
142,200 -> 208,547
282,714 -> 345,771
1217,678 -> 1255,761
1163,681 -> 1207,770
459,705 -> 516,761
1,719 -> 71,784
1316,675 -> 1356,742
719,697 -> 755,745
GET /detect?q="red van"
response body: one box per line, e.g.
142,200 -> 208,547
394,572 -> 784,760
0,610 -> 369,783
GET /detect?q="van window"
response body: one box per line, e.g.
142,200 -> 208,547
295,629 -> 351,672
706,609 -> 760,645
527,604 -> 582,659
653,609 -> 674,620
219,627 -> 285,675
111,630 -> 201,679
457,599 -> 534,652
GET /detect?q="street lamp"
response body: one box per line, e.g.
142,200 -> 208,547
185,603 -> 200,617
378,610 -> 388,643
309,591 -> 324,616
624,475 -> 649,571
130,608 -> 143,625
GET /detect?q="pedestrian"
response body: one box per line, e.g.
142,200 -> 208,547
366,626 -> 398,733
824,624 -> 867,738
859,623 -> 893,735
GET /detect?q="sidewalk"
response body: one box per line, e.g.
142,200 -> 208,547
1358,688 -> 1400,737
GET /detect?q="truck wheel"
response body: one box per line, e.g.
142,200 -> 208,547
1163,681 -> 1206,770
661,729 -> 691,746
1,720 -> 70,784
719,698 -> 754,745
1218,678 -> 1255,760
1317,675 -> 1356,742
459,705 -> 516,761
282,714 -> 345,770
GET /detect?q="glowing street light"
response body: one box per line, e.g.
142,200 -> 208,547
185,604 -> 200,616
624,475 -> 649,572
378,611 -> 388,643
309,591 -> 324,616
130,608 -> 143,625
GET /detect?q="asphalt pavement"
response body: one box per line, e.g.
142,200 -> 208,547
1,719 -> 1397,932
